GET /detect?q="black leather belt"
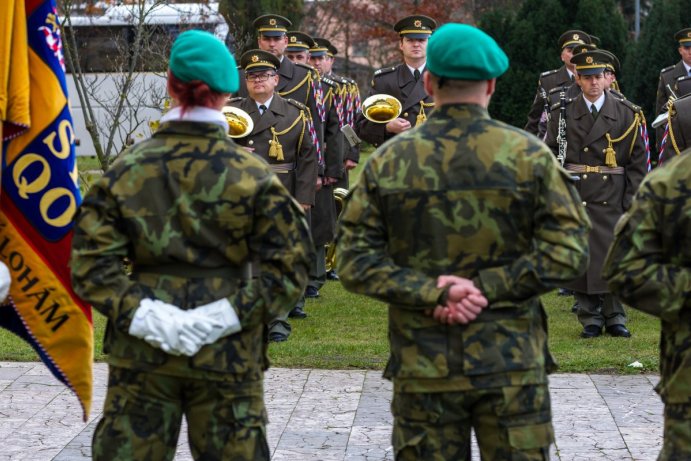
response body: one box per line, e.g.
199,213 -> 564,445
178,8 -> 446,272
565,163 -> 625,175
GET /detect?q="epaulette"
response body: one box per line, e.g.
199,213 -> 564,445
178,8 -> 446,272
228,97 -> 243,103
549,85 -> 568,95
295,62 -> 317,72
608,88 -> 626,100
285,98 -> 308,111
373,66 -> 396,77
550,98 -> 574,111
540,68 -> 560,78
660,65 -> 675,73
616,96 -> 642,114
321,76 -> 338,88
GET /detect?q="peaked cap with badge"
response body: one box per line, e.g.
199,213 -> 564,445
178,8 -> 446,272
394,15 -> 437,38
253,14 -> 291,36
311,37 -> 337,57
571,50 -> 610,75
286,31 -> 316,52
558,30 -> 591,49
675,27 -> 691,47
240,49 -> 280,73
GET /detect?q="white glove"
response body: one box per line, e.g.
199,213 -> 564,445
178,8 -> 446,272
0,262 -> 10,303
193,298 -> 241,345
129,299 -> 221,356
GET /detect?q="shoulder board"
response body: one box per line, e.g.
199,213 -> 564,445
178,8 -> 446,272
541,68 -> 560,77
374,66 -> 396,77
321,76 -> 338,88
550,98 -> 574,111
548,85 -> 568,95
228,97 -> 243,103
616,97 -> 641,113
608,89 -> 626,100
285,98 -> 307,111
295,62 -> 317,73
660,65 -> 675,73
676,75 -> 691,82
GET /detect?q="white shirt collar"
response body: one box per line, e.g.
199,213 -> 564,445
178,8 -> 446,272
256,96 -> 274,112
406,63 -> 426,77
582,92 -> 606,112
566,69 -> 574,80
683,61 -> 691,74
160,106 -> 228,132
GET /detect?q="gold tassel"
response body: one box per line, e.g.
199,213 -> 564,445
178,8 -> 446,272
269,128 -> 284,161
604,145 -> 618,167
416,105 -> 427,126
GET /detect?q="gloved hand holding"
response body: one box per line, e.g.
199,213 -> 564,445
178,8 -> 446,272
193,298 -> 241,345
128,299 -> 222,356
0,262 -> 10,304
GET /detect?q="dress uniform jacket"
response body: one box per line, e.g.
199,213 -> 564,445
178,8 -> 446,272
329,72 -> 361,189
229,96 -> 317,207
665,93 -> 691,156
355,64 -> 434,148
545,93 -> 648,293
338,104 -> 590,394
525,66 -> 573,136
655,61 -> 691,116
239,58 -> 325,171
71,121 -> 312,381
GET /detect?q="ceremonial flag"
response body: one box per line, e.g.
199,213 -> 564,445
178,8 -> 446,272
0,0 -> 92,421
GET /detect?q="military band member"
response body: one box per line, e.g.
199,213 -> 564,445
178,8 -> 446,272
545,50 -> 648,339
603,146 -> 691,461
228,50 -> 317,342
658,92 -> 691,163
355,15 -> 437,148
525,30 -> 591,137
285,31 -> 344,300
311,37 -> 361,188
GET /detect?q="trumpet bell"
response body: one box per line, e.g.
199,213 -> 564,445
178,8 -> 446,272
222,106 -> 254,138
362,94 -> 402,123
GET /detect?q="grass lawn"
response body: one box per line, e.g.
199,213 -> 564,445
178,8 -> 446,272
0,148 -> 661,374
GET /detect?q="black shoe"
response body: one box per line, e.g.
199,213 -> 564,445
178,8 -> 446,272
326,270 -> 340,281
288,306 -> 307,319
268,332 -> 288,343
571,302 -> 579,313
580,325 -> 602,338
305,286 -> 320,298
558,288 -> 574,296
606,325 -> 631,338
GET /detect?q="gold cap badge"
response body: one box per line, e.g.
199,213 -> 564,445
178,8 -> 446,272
290,36 -> 296,42
573,33 -> 580,40
414,20 -> 422,27
586,56 -> 593,64
269,18 -> 276,26
251,55 -> 259,62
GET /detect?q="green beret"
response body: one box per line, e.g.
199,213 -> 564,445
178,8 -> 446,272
427,23 -> 508,81
169,30 -> 238,93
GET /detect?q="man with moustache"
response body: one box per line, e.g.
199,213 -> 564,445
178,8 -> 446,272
355,15 -> 437,148
228,50 -> 317,342
545,50 -> 648,339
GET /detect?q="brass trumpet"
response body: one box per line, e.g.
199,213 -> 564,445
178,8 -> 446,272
222,106 -> 254,138
361,94 -> 402,123
325,187 -> 350,272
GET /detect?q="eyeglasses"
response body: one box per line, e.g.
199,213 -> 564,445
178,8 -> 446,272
246,73 -> 276,82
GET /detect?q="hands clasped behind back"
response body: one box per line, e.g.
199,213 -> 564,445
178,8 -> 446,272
433,275 -> 488,325
128,298 -> 241,356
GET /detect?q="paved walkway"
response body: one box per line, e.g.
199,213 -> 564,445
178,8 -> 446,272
0,362 -> 663,460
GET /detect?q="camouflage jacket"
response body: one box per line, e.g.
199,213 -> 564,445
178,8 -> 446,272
337,104 -> 591,393
603,150 -> 691,404
71,121 -> 312,381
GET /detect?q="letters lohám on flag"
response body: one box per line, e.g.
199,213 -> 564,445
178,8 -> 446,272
1,0 -> 93,420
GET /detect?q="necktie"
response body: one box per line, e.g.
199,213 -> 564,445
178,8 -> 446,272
413,69 -> 420,81
259,104 -> 267,116
590,104 -> 598,120
570,74 -> 574,82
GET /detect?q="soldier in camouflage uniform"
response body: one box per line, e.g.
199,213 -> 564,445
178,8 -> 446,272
525,30 -> 591,138
603,149 -> 691,461
70,31 -> 312,461
337,23 -> 590,460
355,15 -> 437,148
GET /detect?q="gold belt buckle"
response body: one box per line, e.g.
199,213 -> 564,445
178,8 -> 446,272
585,165 -> 600,173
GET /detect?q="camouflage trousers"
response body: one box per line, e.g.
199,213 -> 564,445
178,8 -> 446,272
658,402 -> 691,460
93,366 -> 270,461
392,384 -> 554,461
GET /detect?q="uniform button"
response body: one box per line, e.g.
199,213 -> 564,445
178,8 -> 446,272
248,140 -> 254,146
603,201 -> 608,205
582,201 -> 587,206
268,140 -> 272,144
602,175 -> 607,180
602,149 -> 607,153
403,112 -> 409,117
582,174 -> 588,179
583,147 -> 589,152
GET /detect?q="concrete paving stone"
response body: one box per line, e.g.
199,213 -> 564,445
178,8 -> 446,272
0,367 -> 29,381
271,447 -> 344,461
346,425 -> 391,447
